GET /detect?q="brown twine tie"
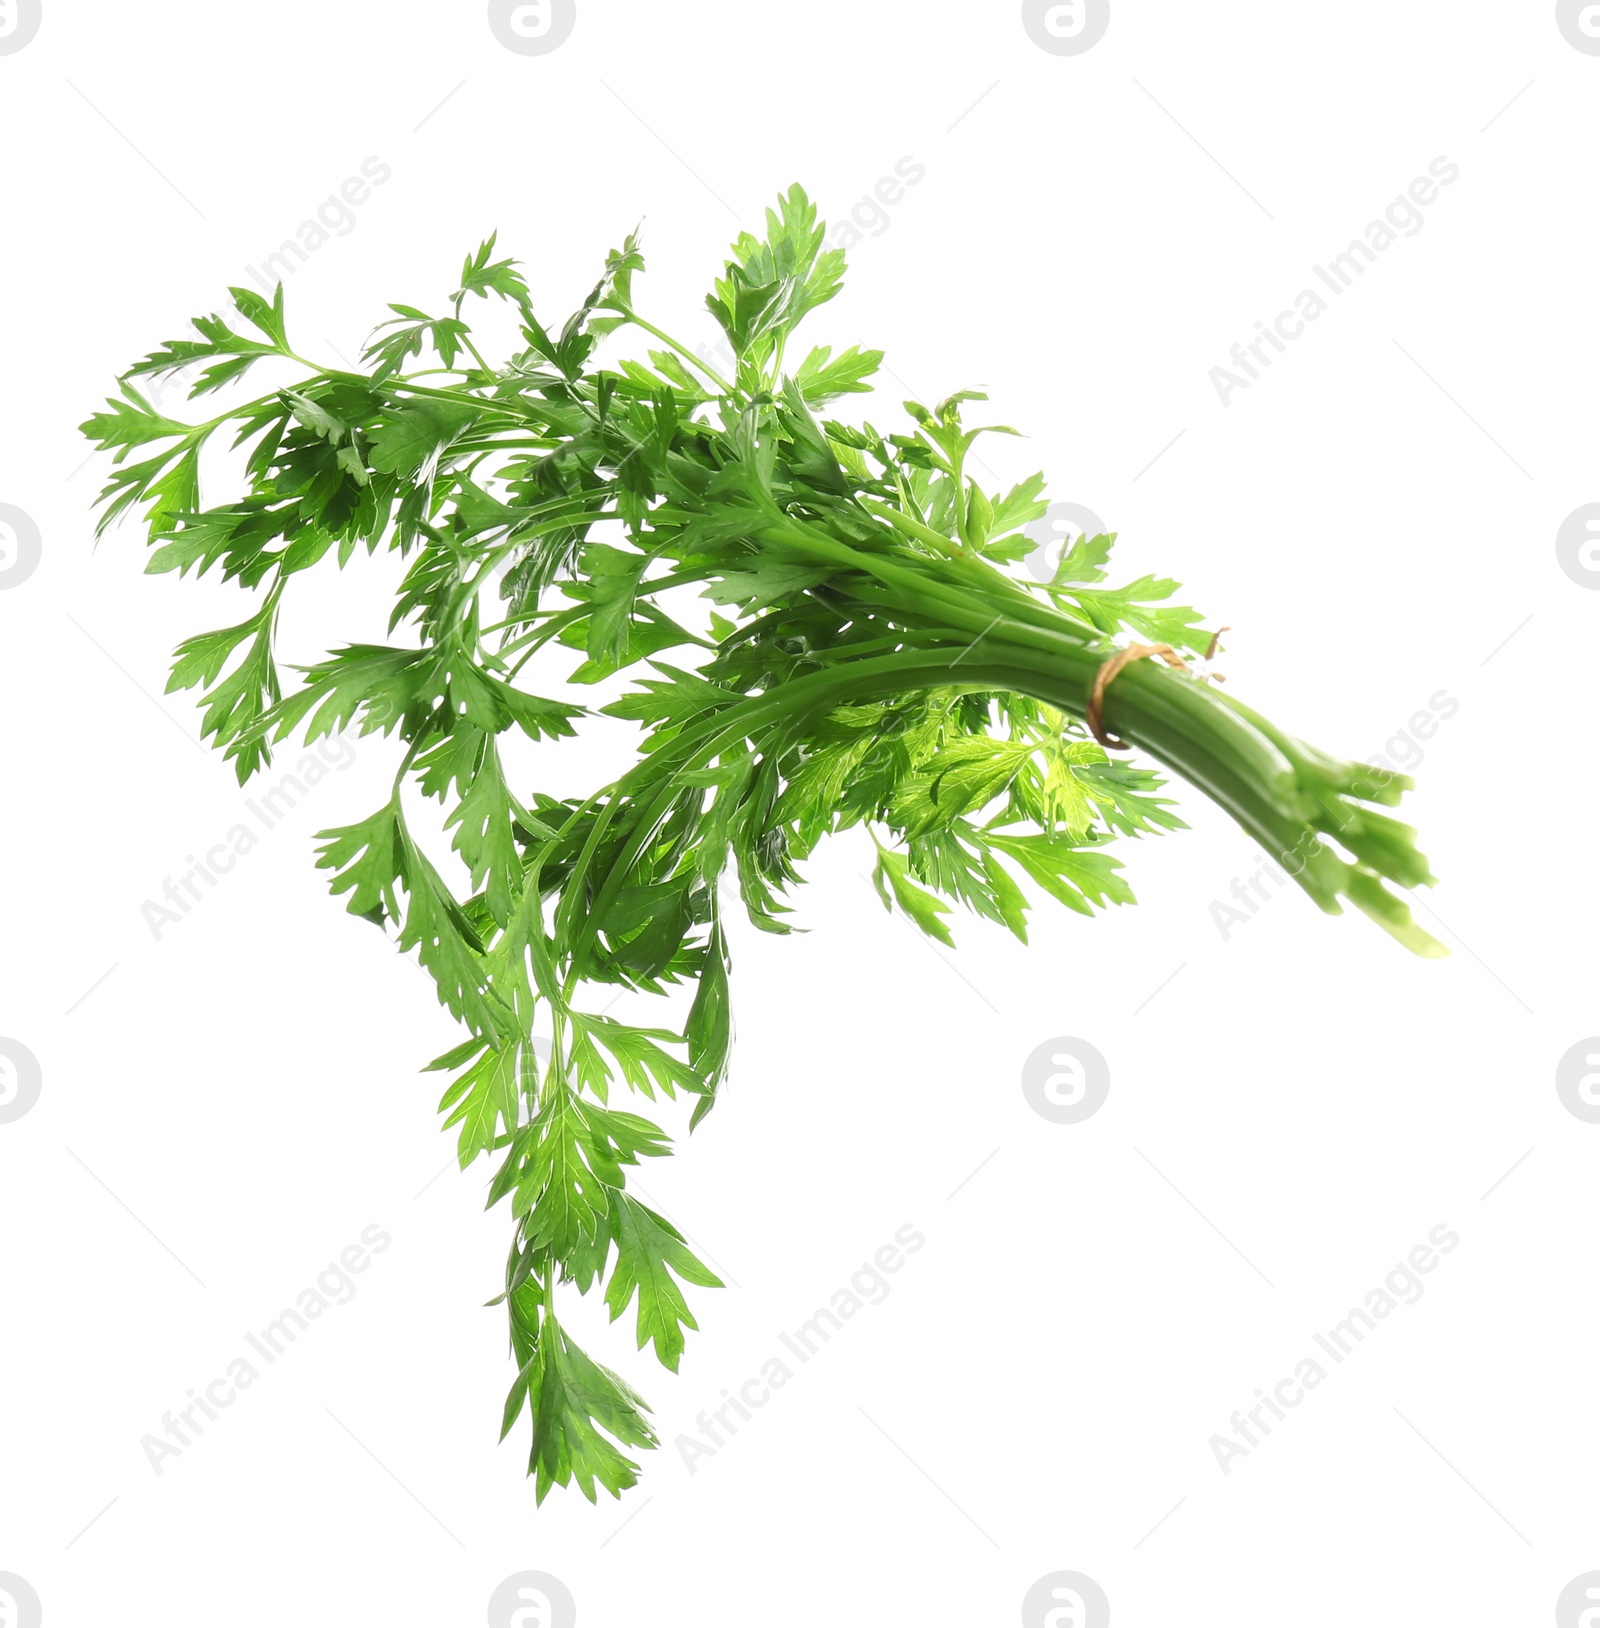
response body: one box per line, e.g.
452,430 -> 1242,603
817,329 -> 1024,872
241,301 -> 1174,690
1086,627 -> 1230,751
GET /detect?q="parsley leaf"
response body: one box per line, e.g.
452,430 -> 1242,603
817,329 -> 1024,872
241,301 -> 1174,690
84,182 -> 1445,1505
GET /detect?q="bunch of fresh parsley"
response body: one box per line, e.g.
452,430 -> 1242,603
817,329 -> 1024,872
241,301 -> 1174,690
83,186 -> 1439,1502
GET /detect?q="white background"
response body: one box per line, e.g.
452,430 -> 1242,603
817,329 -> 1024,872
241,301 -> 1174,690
1,2 -> 1596,1624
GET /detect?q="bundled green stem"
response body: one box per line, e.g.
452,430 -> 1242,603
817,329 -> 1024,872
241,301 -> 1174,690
82,186 -> 1441,1504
